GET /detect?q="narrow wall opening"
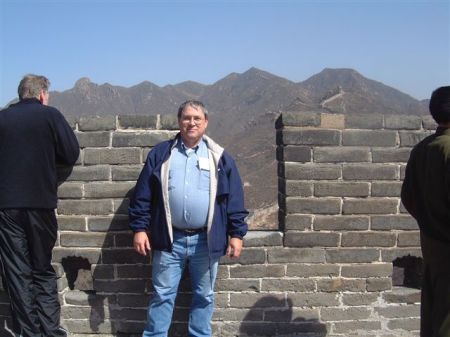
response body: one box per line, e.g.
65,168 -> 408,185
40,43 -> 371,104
392,255 -> 423,289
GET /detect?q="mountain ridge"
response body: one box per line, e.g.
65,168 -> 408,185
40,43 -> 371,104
2,67 -> 430,229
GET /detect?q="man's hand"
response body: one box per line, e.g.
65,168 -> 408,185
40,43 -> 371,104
226,237 -> 243,259
133,232 -> 151,256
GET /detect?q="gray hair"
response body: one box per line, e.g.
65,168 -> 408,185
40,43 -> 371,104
177,100 -> 208,119
18,74 -> 50,100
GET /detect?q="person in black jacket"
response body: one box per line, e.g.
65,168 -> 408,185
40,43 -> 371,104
401,86 -> 450,337
0,75 -> 79,337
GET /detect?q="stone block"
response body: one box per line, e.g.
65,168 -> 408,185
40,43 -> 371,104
234,321 -> 328,336
286,264 -> 339,277
343,198 -> 398,215
215,279 -> 260,292
280,111 -> 321,127
282,129 -> 341,145
94,279 -> 145,293
289,292 -> 339,307
65,165 -> 111,181
313,216 -> 369,231
268,248 -> 325,263
399,131 -> 432,147
284,232 -> 340,248
383,287 -> 421,304
160,114 -> 179,130
57,182 -> 83,199
213,308 -> 262,322
220,248 -> 266,265
243,231 -> 283,247
60,232 -> 112,248
381,248 -> 422,262
316,278 -> 366,292
371,181 -> 402,197
112,131 -> 174,147
314,182 -> 369,197
52,248 -> 101,264
325,248 -> 379,263
366,277 -> 392,291
345,114 -> 384,129
341,232 -> 396,247
84,182 -> 135,198
114,232 -> 134,248
375,304 -> 420,318
101,248 -> 150,265
76,131 -> 110,148
277,145 -> 312,162
342,164 -> 398,180
79,116 -> 116,131
230,293 -> 286,308
286,197 -> 341,214
371,215 -> 418,230
372,147 -> 412,163
341,263 -> 393,278
57,199 -> 113,215
284,163 -> 342,180
397,231 -> 420,247
333,320 -> 381,333
384,115 -> 422,129
115,264 -> 152,276
285,180 -> 313,197
84,148 -> 141,165
113,198 -> 130,214
91,264 -> 115,279
342,293 -> 379,306
387,318 -> 420,331
57,216 -> 86,231
87,215 -> 130,232
117,294 -> 150,307
285,214 -> 313,230
321,113 -> 345,129
314,146 -> 370,163
266,307 -> 320,322
320,307 -> 371,321
229,264 -> 285,278
262,278 -> 315,292
343,130 -> 397,146
111,165 -> 143,181
118,115 -> 158,129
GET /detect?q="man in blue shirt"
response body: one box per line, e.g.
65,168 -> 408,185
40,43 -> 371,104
129,100 -> 248,337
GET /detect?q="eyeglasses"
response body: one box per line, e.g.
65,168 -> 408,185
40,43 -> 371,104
180,116 -> 205,125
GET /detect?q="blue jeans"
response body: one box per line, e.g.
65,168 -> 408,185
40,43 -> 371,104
143,230 -> 219,337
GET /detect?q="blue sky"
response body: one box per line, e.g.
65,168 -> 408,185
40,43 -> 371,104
1,0 -> 449,107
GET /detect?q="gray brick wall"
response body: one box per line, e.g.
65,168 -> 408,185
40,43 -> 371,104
0,112 -> 428,337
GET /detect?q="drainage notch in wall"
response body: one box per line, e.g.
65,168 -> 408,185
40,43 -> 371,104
61,256 -> 93,291
392,255 -> 424,289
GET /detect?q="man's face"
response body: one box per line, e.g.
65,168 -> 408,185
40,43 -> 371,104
178,105 -> 208,147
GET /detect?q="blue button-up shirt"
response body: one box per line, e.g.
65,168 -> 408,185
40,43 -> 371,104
168,139 -> 210,229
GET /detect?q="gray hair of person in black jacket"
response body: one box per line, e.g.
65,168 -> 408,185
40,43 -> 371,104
18,74 -> 50,104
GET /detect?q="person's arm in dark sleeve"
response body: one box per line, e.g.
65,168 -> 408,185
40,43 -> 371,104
129,152 -> 156,256
224,154 -> 249,239
401,151 -> 418,219
53,110 -> 80,166
129,153 -> 154,233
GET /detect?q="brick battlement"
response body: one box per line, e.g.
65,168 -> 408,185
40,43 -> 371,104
0,112 -> 432,336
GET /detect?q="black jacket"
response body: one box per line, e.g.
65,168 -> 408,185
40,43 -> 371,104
0,98 -> 79,209
401,126 -> 450,245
